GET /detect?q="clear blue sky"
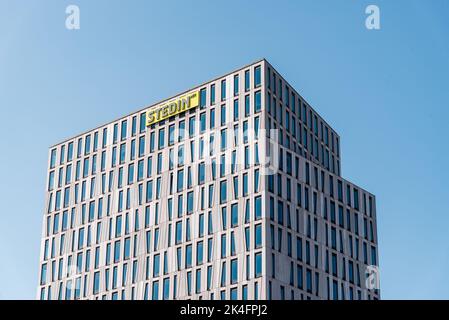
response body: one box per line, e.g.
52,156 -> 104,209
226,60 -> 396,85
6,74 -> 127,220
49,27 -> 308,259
0,0 -> 448,300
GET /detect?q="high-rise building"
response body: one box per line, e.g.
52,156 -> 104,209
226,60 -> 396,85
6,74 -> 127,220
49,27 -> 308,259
37,59 -> 380,300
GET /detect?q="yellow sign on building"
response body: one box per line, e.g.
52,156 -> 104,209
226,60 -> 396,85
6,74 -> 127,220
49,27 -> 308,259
146,90 -> 200,126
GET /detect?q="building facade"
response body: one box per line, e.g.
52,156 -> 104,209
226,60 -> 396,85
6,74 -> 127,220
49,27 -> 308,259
37,59 -> 380,300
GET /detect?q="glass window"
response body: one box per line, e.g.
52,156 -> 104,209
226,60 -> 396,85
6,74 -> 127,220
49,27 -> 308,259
140,113 -> 146,133
254,91 -> 261,112
221,234 -> 226,258
114,240 -> 121,263
220,104 -> 226,126
255,196 -> 262,220
119,143 -> 126,164
200,113 -> 206,132
221,79 -> 226,101
255,224 -> 262,248
158,128 -> 165,149
137,160 -> 144,181
85,135 -> 91,155
177,170 -> 184,192
244,70 -> 250,92
187,191 -> 194,214
48,171 -> 55,191
231,258 -> 238,284
168,125 -> 175,146
178,145 -> 184,166
153,254 -> 160,277
220,181 -> 227,204
233,74 -> 239,96
149,132 -> 155,153
139,136 -> 145,157
244,199 -> 250,223
143,158 -> 150,179
67,142 -> 73,162
40,263 -> 48,286
178,120 -> 185,142
163,278 -> 170,300
128,163 -> 134,185
146,180 -> 153,202
100,152 -> 106,171
102,128 -> 108,148
124,237 -> 130,260
255,252 -> 262,277
244,227 -> 250,251
121,120 -> 127,141
113,124 -> 119,144
50,149 -> 57,169
371,246 -> 377,265
93,271 -> 100,294
200,88 -> 206,108
131,116 -> 137,136
186,244 -> 192,268
118,167 -> 123,188
185,219 -> 191,241
53,213 -> 60,234
210,108 -> 215,129
278,200 -> 284,225
93,132 -> 98,151
189,117 -> 195,137
243,173 -> 248,196
198,162 -> 205,184
210,84 -> 215,105
254,167 -> 260,191
233,99 -> 239,121
231,203 -> 238,227
115,215 -> 122,237
111,147 -> 117,168
220,129 -> 227,150
197,241 -> 204,265
62,211 -> 68,231
152,281 -> 159,300
198,214 -> 204,237
207,266 -> 212,290
187,272 -> 192,295
175,221 -> 182,244
254,65 -> 261,87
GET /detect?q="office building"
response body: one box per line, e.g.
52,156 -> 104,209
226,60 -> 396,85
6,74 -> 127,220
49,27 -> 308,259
37,59 -> 380,300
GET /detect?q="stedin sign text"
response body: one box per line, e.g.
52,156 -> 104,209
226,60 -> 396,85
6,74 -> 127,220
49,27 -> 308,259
146,91 -> 199,126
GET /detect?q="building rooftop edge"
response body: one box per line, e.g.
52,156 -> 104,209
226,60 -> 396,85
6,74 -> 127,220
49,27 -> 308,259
49,58 -> 267,148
